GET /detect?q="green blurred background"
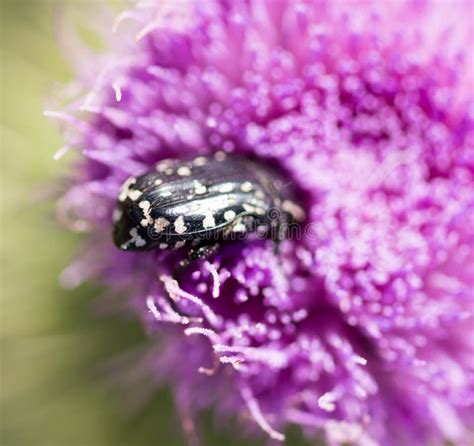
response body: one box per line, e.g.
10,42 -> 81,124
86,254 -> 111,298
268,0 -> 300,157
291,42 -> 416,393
0,2 -> 309,445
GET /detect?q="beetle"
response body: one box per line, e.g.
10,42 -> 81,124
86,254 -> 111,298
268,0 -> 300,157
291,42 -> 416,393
112,151 -> 305,273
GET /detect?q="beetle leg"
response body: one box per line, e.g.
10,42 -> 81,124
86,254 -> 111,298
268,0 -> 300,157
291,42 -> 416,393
273,222 -> 282,254
169,243 -> 220,317
272,211 -> 290,254
173,242 -> 221,278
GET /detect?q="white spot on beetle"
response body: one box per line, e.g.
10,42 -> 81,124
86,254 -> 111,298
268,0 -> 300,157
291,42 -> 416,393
154,217 -> 170,233
156,159 -> 173,172
232,222 -> 247,233
242,203 -> 255,213
177,166 -> 192,176
194,181 -> 207,195
161,190 -> 172,198
214,151 -> 226,161
219,183 -> 234,193
135,235 -> 146,247
193,156 -> 207,166
202,211 -> 216,229
159,243 -> 168,249
154,179 -> 163,186
282,200 -> 306,221
175,240 -> 186,249
121,227 -> 146,249
240,182 -> 252,192
224,210 -> 236,221
174,216 -> 187,234
119,177 -> 136,202
138,200 -> 153,227
128,189 -> 142,201
112,208 -> 123,223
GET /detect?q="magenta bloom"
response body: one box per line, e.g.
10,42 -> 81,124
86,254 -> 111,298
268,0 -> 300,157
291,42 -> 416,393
54,1 -> 474,445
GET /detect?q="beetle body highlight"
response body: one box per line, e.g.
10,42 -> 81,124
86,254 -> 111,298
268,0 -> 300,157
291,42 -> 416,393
113,152 -> 303,254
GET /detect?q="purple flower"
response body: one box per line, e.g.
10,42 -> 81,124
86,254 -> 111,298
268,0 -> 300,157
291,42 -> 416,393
53,1 -> 474,444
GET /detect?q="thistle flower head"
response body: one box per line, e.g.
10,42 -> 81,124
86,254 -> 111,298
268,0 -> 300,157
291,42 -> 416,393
54,1 -> 474,444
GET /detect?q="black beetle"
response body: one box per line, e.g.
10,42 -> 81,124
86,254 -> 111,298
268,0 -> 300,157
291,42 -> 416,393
113,152 -> 304,271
